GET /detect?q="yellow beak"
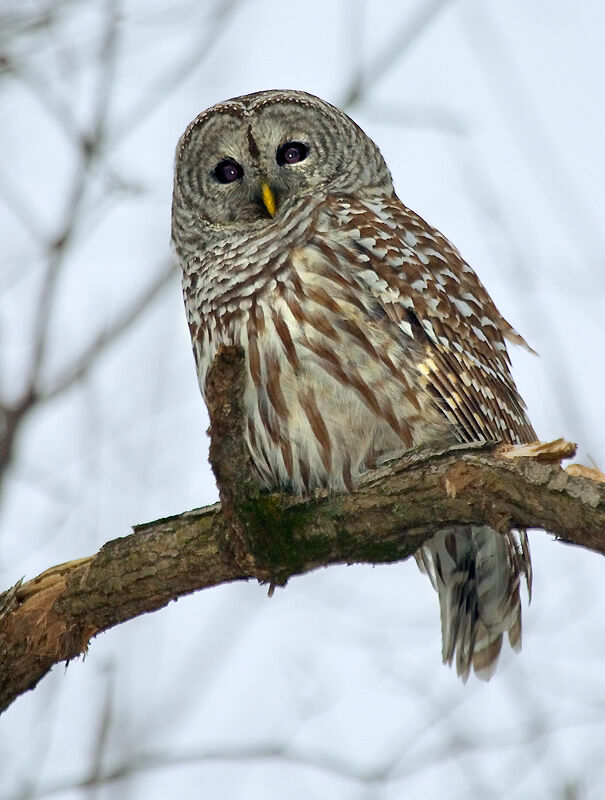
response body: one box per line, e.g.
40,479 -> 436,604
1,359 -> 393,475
260,182 -> 277,217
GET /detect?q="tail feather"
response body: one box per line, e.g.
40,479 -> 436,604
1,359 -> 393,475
415,525 -> 531,682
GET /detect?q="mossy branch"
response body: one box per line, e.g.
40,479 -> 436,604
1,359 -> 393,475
1,348 -> 604,715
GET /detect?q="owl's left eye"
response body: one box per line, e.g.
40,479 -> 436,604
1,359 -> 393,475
213,158 -> 244,184
276,141 -> 308,166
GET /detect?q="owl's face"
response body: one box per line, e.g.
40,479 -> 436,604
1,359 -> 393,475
173,90 -> 393,228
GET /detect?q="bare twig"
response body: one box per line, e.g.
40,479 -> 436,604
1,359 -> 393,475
24,0 -> 119,393
109,0 -> 242,146
0,260 -> 177,492
339,0 -> 454,109
39,260 -> 177,401
0,0 -> 240,497
86,664 -> 115,800
0,0 -> 125,493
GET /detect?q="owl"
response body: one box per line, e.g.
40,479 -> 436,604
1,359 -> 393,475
172,90 -> 535,681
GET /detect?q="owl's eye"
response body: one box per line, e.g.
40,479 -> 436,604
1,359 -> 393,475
213,159 -> 244,184
276,141 -> 308,166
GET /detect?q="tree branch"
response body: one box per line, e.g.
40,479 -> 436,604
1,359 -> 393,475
1,349 -> 603,715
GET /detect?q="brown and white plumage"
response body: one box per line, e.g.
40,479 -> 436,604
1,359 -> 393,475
172,89 -> 534,681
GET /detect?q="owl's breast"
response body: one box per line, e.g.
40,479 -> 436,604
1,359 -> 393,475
186,238 -> 449,493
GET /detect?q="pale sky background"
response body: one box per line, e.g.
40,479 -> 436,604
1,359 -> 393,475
1,1 -> 604,798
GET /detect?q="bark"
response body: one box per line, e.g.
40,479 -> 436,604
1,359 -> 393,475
0,348 -> 603,715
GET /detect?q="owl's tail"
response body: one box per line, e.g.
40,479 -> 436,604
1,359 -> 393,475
415,526 -> 532,681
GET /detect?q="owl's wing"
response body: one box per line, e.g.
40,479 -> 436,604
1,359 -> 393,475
321,193 -> 536,446
319,193 -> 534,681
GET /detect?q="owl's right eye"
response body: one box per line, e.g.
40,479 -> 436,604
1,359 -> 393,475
213,159 -> 244,184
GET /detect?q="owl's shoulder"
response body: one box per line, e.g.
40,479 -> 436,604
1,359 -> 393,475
317,192 -> 533,355
311,191 -> 537,444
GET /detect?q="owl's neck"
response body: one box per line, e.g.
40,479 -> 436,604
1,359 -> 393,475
180,195 -> 324,317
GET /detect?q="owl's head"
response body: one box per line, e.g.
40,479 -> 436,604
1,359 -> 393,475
172,90 -> 393,229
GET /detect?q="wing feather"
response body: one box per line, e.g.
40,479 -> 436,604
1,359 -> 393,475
322,194 -> 536,445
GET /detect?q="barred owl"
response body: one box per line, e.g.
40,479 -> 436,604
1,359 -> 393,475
172,90 -> 534,681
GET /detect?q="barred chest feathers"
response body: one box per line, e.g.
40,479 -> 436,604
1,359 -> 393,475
183,194 -> 451,493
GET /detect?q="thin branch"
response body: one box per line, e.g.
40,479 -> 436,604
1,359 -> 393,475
39,260 -> 177,400
0,260 -> 177,494
24,0 -> 120,392
86,664 -> 115,800
0,351 -> 603,715
339,0 -> 454,109
109,0 -> 242,147
0,160 -> 48,243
